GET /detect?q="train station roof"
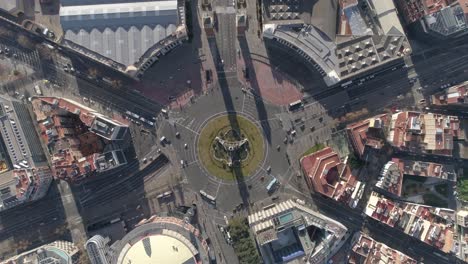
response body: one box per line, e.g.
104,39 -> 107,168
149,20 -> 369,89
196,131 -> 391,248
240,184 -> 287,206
60,1 -> 179,66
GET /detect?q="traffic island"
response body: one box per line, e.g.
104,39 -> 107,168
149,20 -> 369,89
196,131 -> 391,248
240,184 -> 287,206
197,114 -> 264,180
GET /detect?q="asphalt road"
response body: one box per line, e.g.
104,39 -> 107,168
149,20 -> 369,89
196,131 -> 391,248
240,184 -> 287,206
215,8 -> 237,73
1,6 -> 468,262
0,183 -> 69,257
76,154 -> 169,209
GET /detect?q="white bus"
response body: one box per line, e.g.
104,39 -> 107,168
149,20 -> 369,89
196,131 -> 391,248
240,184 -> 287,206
341,80 -> 353,88
288,100 -> 303,112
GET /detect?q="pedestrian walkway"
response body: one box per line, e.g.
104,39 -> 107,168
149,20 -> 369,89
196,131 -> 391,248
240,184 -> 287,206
237,49 -> 302,106
57,181 -> 87,245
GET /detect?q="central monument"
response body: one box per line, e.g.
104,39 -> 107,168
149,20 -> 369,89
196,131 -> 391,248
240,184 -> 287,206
214,129 -> 249,167
197,114 -> 265,180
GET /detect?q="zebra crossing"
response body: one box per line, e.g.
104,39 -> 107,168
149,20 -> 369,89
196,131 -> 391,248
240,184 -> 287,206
241,92 -> 260,117
0,42 -> 42,71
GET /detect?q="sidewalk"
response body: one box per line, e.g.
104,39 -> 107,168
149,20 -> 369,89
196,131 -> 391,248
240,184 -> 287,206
56,180 -> 87,245
237,44 -> 302,106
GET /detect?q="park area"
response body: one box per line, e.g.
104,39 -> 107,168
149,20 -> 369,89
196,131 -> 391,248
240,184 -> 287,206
197,114 -> 264,180
402,175 -> 449,208
458,169 -> 468,201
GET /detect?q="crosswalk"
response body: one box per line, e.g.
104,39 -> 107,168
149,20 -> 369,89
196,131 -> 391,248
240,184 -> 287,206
0,42 -> 42,71
241,93 -> 260,117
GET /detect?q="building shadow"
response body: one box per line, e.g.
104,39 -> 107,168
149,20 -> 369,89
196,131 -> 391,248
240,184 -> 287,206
264,39 -> 328,92
39,1 -> 61,16
206,34 -> 251,210
238,36 -> 272,145
70,154 -> 167,235
0,182 -> 72,258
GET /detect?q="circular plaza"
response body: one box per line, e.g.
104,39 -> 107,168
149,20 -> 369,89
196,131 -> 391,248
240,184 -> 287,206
196,113 -> 265,180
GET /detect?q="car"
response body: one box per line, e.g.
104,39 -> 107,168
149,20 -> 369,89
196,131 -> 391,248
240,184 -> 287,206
67,63 -> 75,73
184,143 -> 188,149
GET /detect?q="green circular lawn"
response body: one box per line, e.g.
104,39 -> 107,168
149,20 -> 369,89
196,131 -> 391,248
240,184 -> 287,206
197,114 -> 264,180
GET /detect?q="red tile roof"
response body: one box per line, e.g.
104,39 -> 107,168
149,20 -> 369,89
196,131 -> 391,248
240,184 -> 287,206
300,147 -> 358,202
346,114 -> 387,157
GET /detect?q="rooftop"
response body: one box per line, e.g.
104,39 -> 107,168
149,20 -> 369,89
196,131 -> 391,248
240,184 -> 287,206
387,111 -> 459,155
396,158 -> 456,181
108,216 -> 210,264
3,240 -> 79,264
248,199 -> 348,264
263,0 -> 411,85
396,0 -> 468,37
31,97 -> 128,181
121,235 -> 196,264
0,96 -> 52,211
346,113 -> 388,157
367,0 -> 405,35
60,0 -> 182,67
300,147 -> 360,206
431,81 -> 468,105
0,0 -> 22,14
376,159 -> 403,196
349,232 -> 417,264
365,192 -> 456,254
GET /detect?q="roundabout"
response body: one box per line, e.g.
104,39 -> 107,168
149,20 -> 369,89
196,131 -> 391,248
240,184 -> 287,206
197,113 -> 265,180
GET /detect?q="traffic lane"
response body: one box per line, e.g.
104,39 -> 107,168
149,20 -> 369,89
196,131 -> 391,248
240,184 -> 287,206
0,185 -> 68,252
341,49 -> 464,97
40,54 -> 161,119
78,155 -> 169,208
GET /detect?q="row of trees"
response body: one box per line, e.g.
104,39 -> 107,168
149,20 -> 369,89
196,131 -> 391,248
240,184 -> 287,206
228,217 -> 262,264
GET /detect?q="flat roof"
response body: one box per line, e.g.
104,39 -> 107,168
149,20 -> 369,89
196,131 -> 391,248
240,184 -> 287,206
0,0 -> 20,12
60,1 -> 179,66
368,0 -> 404,35
121,235 -> 196,264
310,0 -> 338,41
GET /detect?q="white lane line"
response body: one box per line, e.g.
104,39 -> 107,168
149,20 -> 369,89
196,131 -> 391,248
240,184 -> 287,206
241,93 -> 246,113
175,121 -> 200,135
215,182 -> 222,198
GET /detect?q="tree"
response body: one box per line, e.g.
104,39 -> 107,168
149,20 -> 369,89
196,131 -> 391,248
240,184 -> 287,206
348,153 -> 364,169
17,34 -> 34,49
36,43 -> 53,61
111,79 -> 122,89
0,27 -> 13,38
88,68 -> 98,79
228,217 -> 262,264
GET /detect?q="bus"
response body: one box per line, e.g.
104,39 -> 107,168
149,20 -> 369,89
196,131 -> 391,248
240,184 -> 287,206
288,100 -> 303,112
340,80 -> 353,88
266,177 -> 279,193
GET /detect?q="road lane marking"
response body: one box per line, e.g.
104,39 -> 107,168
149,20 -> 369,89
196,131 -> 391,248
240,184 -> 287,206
174,120 -> 200,135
